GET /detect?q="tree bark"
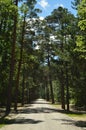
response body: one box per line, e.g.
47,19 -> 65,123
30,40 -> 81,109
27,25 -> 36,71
21,67 -> 25,106
47,52 -> 54,104
14,15 -> 26,112
61,68 -> 65,110
45,76 -> 49,101
65,62 -> 69,111
60,27 -> 65,110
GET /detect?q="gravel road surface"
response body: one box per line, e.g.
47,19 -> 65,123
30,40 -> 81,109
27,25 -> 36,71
0,99 -> 84,130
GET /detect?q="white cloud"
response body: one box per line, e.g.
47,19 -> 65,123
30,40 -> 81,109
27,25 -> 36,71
38,0 -> 49,9
39,16 -> 44,20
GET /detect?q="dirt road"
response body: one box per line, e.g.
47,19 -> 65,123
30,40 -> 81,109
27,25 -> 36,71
0,99 -> 85,130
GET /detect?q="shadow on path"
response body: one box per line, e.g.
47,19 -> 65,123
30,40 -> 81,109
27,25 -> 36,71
19,107 -> 57,114
0,117 -> 43,125
19,107 -> 86,115
53,118 -> 86,128
0,99 -> 86,128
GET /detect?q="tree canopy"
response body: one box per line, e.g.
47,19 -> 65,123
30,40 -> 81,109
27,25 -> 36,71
0,0 -> 86,113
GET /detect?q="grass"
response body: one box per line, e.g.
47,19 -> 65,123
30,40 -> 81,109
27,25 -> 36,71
0,117 -> 15,128
0,118 -> 6,128
67,113 -> 86,121
52,103 -> 86,120
0,124 -> 5,128
67,113 -> 86,117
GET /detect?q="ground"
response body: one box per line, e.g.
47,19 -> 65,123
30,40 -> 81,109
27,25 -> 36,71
0,99 -> 86,130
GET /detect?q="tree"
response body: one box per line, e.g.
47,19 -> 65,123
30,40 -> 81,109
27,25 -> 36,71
0,0 -> 18,113
0,0 -> 13,106
45,6 -> 80,110
73,0 -> 86,108
75,0 -> 86,59
46,7 -> 70,109
14,3 -> 28,111
71,0 -> 81,10
6,0 -> 18,114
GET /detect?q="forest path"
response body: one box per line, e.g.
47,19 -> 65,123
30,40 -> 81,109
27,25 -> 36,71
0,99 -> 84,130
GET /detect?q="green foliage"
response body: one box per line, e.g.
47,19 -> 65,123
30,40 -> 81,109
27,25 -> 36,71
75,0 -> 86,59
71,0 -> 81,9
19,3 -> 29,16
0,0 -> 86,112
76,36 -> 86,53
78,0 -> 86,30
78,20 -> 86,30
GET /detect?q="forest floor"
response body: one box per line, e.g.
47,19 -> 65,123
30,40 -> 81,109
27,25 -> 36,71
0,99 -> 86,130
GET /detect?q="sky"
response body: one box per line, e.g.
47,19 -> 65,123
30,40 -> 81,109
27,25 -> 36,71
35,0 -> 77,18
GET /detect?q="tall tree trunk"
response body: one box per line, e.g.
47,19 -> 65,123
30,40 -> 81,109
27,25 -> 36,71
60,27 -> 65,109
47,52 -> 54,104
61,68 -> 65,109
49,74 -> 54,103
27,85 -> 29,104
45,76 -> 49,101
65,62 -> 69,111
14,15 -> 26,112
6,0 -> 18,114
21,67 -> 25,106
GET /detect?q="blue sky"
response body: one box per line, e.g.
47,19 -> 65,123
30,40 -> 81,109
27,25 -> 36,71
36,0 -> 77,18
